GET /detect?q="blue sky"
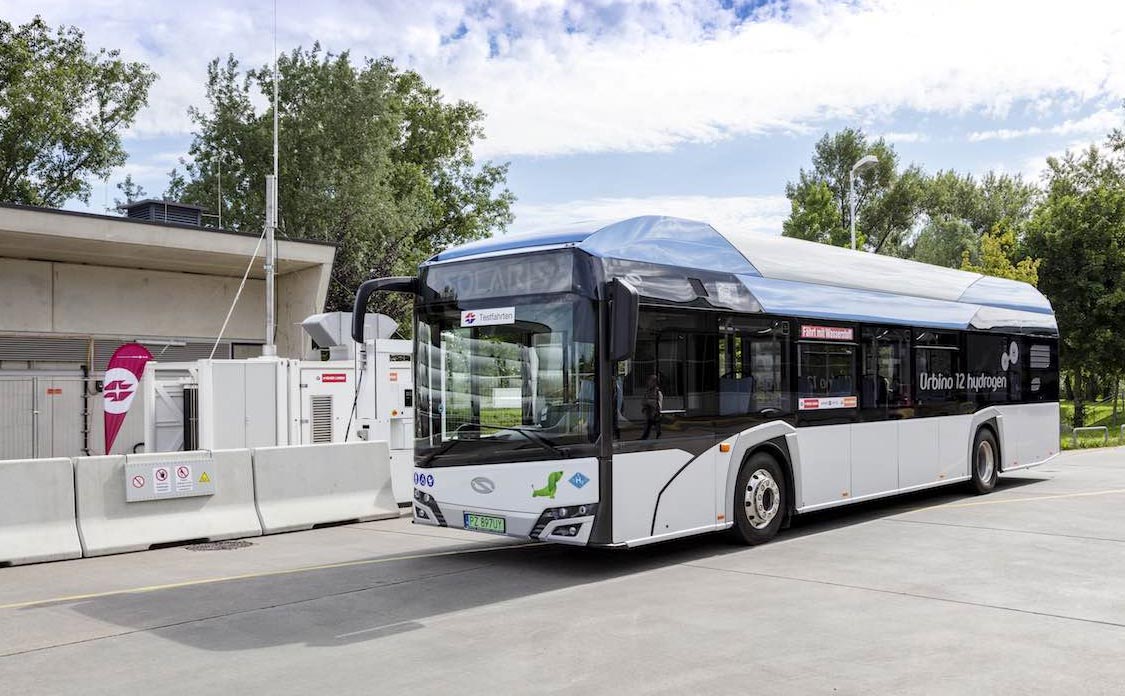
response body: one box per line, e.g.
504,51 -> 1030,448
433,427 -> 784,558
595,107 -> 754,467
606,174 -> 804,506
7,0 -> 1125,235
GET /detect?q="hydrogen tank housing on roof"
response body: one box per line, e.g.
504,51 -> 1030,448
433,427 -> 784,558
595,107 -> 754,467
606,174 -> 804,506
425,215 -> 1056,335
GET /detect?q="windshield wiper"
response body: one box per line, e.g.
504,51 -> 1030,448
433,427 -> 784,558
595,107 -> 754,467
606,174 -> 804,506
420,437 -> 463,466
497,426 -> 570,459
419,422 -> 480,465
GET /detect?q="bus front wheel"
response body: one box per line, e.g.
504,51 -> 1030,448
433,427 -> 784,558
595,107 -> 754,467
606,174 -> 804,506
970,427 -> 999,495
731,452 -> 787,545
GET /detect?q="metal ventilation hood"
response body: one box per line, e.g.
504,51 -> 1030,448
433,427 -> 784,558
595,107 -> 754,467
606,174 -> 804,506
301,312 -> 397,347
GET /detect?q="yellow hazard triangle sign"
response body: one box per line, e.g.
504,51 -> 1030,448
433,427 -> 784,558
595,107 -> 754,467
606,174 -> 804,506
199,472 -> 211,483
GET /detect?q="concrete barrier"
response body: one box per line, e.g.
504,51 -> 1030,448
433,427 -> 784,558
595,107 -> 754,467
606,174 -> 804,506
252,441 -> 398,534
75,450 -> 262,557
0,458 -> 82,566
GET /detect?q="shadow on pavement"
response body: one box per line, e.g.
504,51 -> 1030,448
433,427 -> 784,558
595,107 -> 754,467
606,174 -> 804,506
56,475 -> 1047,653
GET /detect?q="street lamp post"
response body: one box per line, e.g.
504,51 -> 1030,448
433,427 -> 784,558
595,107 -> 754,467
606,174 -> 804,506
849,154 -> 879,251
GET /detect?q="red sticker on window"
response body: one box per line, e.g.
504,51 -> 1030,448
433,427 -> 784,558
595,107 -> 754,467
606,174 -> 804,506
800,325 -> 854,341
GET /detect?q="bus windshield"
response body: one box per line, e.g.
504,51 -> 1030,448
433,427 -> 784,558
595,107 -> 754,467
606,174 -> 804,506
415,293 -> 599,466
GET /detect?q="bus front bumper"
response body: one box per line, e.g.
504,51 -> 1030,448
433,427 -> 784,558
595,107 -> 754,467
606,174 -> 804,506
413,489 -> 598,546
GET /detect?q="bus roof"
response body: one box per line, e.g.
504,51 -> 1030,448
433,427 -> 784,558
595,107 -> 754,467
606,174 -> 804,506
427,216 -> 1056,333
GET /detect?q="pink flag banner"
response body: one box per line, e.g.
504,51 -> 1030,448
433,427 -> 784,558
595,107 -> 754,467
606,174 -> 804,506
103,343 -> 153,454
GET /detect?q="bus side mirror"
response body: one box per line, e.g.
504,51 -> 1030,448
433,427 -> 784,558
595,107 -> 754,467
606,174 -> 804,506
352,276 -> 419,343
609,278 -> 639,362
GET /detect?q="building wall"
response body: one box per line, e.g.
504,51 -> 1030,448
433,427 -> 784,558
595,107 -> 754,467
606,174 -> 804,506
277,265 -> 332,358
0,256 -> 333,351
0,258 -> 53,332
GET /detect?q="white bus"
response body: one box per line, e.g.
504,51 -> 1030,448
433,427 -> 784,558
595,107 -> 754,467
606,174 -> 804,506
353,216 -> 1060,547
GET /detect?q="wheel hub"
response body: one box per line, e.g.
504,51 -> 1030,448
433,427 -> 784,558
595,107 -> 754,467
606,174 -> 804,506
745,469 -> 781,530
976,439 -> 995,482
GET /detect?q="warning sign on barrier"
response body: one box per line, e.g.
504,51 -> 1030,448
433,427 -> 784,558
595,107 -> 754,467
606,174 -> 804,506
154,466 -> 171,495
125,453 -> 216,502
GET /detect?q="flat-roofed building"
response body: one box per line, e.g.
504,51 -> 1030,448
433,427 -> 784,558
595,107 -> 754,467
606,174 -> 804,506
0,202 -> 336,459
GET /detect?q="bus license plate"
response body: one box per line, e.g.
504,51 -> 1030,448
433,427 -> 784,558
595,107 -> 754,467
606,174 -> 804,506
464,512 -> 506,534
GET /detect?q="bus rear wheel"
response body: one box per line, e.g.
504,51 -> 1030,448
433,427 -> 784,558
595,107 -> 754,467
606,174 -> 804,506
731,452 -> 786,545
970,427 -> 999,495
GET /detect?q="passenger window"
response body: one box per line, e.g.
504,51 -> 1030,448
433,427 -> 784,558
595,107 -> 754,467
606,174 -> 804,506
914,330 -> 962,405
797,336 -> 857,410
861,327 -> 911,410
719,319 -> 791,417
616,309 -> 711,441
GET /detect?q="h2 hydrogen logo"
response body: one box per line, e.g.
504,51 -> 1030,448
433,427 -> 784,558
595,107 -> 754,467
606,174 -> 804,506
568,472 -> 590,489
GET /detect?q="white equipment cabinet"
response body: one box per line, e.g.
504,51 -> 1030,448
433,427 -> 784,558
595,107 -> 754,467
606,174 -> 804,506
142,313 -> 415,504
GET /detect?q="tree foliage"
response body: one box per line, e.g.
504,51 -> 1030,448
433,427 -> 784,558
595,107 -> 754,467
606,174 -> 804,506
781,180 -> 844,245
0,16 -> 156,207
784,129 -> 1044,277
909,170 -> 1038,267
782,128 -> 923,252
1026,144 -> 1125,426
960,224 -> 1040,286
180,46 -> 514,317
114,174 -> 146,208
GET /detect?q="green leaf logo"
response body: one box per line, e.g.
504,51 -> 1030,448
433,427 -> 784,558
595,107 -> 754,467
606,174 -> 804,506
532,471 -> 564,499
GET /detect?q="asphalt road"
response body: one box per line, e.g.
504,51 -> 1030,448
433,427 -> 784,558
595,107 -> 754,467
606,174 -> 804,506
3,447 -> 1125,694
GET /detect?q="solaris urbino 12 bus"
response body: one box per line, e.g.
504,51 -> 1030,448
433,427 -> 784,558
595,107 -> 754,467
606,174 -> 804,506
352,216 -> 1059,547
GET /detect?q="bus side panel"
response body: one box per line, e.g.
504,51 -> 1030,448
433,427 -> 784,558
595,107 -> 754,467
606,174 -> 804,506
898,418 -> 942,489
998,402 -> 1060,469
940,415 -> 974,479
612,450 -> 693,544
651,447 -> 717,537
850,421 -> 899,499
795,424 -> 851,508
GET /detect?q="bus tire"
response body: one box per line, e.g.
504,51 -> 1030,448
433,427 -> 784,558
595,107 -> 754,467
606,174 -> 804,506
730,451 -> 786,545
970,427 -> 999,495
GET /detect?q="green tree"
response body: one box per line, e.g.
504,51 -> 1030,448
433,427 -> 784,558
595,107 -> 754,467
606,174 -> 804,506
181,47 -> 513,316
1026,145 -> 1125,427
781,181 -> 849,245
0,17 -> 156,207
163,167 -> 186,201
908,170 -> 1038,268
783,129 -> 923,253
960,224 -> 1040,286
113,174 -> 146,208
910,218 -> 978,268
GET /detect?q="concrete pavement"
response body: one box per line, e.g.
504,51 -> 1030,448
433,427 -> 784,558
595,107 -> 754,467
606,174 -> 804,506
2,447 -> 1125,694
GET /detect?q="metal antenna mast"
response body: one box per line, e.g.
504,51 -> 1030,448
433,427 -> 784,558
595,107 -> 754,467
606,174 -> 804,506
263,0 -> 279,357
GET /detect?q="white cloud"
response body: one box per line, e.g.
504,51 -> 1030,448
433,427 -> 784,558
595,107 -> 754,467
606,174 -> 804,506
1018,137 -> 1107,181
880,132 -> 929,144
968,108 -> 1122,142
512,194 -> 790,236
7,0 -> 1125,158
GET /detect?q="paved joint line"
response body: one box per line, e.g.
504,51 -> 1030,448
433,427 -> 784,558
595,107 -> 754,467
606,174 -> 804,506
888,518 -> 1125,545
336,525 -> 491,544
681,562 -> 1125,631
0,564 -> 489,660
902,488 -> 1125,512
0,542 -> 540,612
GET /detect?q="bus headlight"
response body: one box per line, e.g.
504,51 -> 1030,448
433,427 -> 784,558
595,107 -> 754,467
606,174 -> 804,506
531,503 -> 597,539
413,488 -> 447,526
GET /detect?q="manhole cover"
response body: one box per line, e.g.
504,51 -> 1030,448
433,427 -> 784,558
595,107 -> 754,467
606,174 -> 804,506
185,540 -> 254,552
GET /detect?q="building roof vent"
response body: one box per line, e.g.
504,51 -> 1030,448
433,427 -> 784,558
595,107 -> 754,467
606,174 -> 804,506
119,199 -> 206,226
